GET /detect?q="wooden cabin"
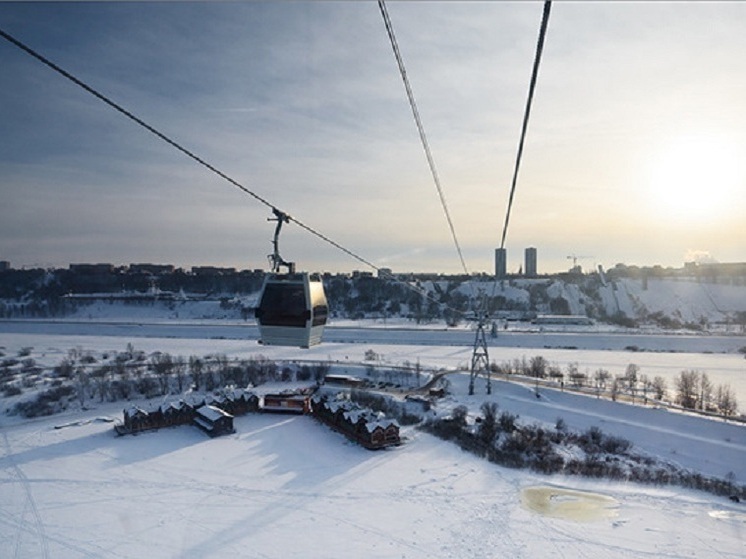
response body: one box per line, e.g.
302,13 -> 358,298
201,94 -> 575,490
160,400 -> 193,427
117,406 -> 150,434
262,393 -> 311,414
324,374 -> 366,388
310,396 -> 401,449
220,389 -> 259,415
193,405 -> 235,437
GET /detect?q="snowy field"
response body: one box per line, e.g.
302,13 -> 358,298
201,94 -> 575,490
1,320 -> 745,557
1,394 -> 745,558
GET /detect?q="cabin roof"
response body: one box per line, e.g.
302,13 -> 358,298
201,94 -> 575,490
195,404 -> 233,422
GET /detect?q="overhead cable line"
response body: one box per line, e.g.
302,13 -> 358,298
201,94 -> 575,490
0,26 -> 456,313
378,0 -> 472,280
488,0 -> 551,308
498,0 -> 552,252
0,27 -> 381,273
472,1 -> 551,394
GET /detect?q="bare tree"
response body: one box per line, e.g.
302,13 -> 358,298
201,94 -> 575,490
150,352 -> 174,395
110,360 -> 132,400
715,384 -> 738,416
189,356 -> 204,391
75,367 -> 90,408
593,368 -> 609,397
567,363 -> 586,387
214,354 -> 230,386
675,370 -> 700,409
173,356 -> 187,393
90,364 -> 111,402
548,364 -> 564,384
652,376 -> 667,401
204,360 -> 217,391
529,355 -> 547,378
699,372 -> 713,411
625,363 -> 640,402
639,374 -> 651,405
54,357 -> 75,379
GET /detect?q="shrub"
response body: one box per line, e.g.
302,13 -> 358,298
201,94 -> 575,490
3,384 -> 22,397
555,417 -> 567,432
12,385 -> 75,417
54,358 -> 75,379
602,435 -> 632,455
498,411 -> 518,433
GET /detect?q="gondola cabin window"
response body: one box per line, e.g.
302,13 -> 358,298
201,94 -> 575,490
258,282 -> 307,327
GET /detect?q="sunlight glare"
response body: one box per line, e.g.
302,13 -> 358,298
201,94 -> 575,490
648,136 -> 741,221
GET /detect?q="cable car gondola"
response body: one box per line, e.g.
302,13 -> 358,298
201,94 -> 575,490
255,209 -> 328,348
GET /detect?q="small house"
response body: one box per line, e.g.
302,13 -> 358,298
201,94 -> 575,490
160,401 -> 193,427
193,405 -> 235,437
118,406 -> 150,434
262,393 -> 311,414
324,374 -> 366,388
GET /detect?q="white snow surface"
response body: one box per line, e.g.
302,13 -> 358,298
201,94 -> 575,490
1,320 -> 746,558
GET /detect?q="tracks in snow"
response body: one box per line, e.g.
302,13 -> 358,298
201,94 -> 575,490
1,430 -> 50,559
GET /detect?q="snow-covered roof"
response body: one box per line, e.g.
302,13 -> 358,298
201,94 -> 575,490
160,401 -> 185,413
364,421 -> 385,434
327,401 -> 346,414
343,410 -> 364,424
124,406 -> 147,418
195,405 -> 232,422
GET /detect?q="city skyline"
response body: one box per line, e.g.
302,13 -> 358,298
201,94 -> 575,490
1,2 -> 744,274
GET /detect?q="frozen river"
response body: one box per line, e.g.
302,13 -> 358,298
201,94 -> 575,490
2,318 -> 745,353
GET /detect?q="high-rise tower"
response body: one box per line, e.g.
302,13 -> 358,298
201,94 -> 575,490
525,247 -> 537,277
495,248 -> 507,278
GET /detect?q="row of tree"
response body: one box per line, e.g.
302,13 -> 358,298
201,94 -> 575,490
10,345 -> 330,417
489,356 -> 739,416
674,370 -> 738,416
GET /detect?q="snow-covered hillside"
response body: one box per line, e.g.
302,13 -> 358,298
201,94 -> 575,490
4,270 -> 745,331
481,276 -> 746,328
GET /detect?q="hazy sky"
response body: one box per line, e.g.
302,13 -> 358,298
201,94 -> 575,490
1,1 -> 744,274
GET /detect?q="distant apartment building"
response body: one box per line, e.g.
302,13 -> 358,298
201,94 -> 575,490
69,263 -> 115,275
129,263 -> 175,275
191,266 -> 237,276
68,263 -> 118,292
494,248 -> 507,278
525,247 -> 537,277
0,261 -> 11,272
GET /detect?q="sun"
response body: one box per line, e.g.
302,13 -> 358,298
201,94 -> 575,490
648,135 -> 742,221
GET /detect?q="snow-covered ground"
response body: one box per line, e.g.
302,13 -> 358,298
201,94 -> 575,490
1,320 -> 745,557
1,396 -> 744,558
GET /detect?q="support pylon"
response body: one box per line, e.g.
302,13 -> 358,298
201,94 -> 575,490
468,314 -> 491,395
